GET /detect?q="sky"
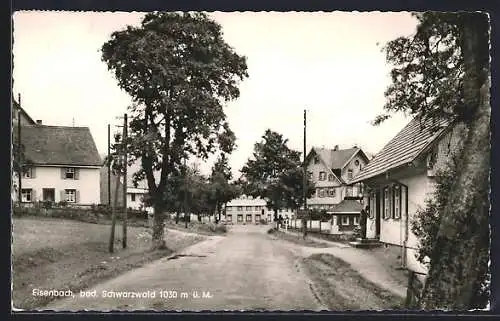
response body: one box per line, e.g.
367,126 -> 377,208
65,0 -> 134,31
12,11 -> 418,179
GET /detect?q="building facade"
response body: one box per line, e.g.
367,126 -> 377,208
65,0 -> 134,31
13,120 -> 102,206
350,115 -> 467,275
303,145 -> 369,233
225,195 -> 295,224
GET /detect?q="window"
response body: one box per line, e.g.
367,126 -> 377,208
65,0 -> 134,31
246,206 -> 252,211
393,185 -> 401,219
246,214 -> 252,222
237,214 -> 243,222
21,188 -> 33,202
328,174 -> 335,181
227,214 -> 232,221
369,193 -> 376,219
354,160 -> 360,166
22,168 -> 33,178
308,172 -> 313,179
319,172 -> 326,181
347,169 -> 353,180
42,188 -> 55,202
328,188 -> 336,197
319,188 -> 325,198
341,216 -> 349,225
354,215 -> 360,225
131,193 -> 136,202
65,189 -> 76,203
64,168 -> 75,179
254,206 -> 260,211
226,206 -> 232,212
255,214 -> 261,222
346,186 -> 353,197
314,156 -> 320,164
383,187 -> 391,219
237,206 -> 243,211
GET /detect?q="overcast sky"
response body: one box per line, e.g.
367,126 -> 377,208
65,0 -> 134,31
12,11 -> 418,178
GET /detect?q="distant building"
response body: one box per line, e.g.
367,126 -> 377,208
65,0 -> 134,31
304,145 -> 370,232
225,195 -> 295,224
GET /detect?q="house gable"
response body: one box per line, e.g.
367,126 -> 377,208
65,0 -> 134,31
305,148 -> 343,185
350,115 -> 454,184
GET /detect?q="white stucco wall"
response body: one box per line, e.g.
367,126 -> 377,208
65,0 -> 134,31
306,159 -> 343,206
20,166 -> 100,205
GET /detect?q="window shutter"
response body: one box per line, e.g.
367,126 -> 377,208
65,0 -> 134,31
32,189 -> 36,202
75,168 -> 80,180
392,186 -> 396,219
61,168 -> 65,179
60,190 -> 65,202
76,190 -> 80,203
31,167 -> 36,179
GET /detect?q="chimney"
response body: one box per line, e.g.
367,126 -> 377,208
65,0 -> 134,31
333,145 -> 339,151
36,120 -> 42,125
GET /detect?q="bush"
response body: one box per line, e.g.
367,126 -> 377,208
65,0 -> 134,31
206,222 -> 227,234
267,227 -> 277,234
259,219 -> 267,225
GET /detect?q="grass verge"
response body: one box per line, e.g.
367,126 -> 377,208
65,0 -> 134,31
302,253 -> 404,310
267,228 -> 332,248
12,217 -> 206,310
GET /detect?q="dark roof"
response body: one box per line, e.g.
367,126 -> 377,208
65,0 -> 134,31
313,147 -> 360,169
350,116 -> 453,184
332,199 -> 363,213
14,125 -> 102,166
12,99 -> 36,125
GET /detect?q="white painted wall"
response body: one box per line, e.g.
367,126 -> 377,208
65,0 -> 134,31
20,166 -> 100,205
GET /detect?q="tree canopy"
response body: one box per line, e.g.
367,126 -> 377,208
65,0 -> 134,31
101,11 -> 248,249
241,129 -> 315,222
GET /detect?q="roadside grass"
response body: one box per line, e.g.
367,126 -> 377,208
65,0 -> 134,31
267,228 -> 331,248
302,253 -> 404,310
164,219 -> 228,236
12,217 -> 206,310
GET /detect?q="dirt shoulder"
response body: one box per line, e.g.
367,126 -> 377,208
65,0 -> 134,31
12,217 -> 207,310
267,228 -> 332,248
302,253 -> 404,310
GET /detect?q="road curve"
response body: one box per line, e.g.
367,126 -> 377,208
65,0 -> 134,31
44,225 -> 326,312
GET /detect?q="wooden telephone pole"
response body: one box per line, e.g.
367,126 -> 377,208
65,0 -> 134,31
122,113 -> 128,249
303,109 -> 308,239
107,124 -> 111,206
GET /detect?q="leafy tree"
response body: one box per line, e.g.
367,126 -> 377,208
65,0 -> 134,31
378,12 -> 490,309
241,129 -> 315,229
209,153 -> 241,222
101,12 -> 248,249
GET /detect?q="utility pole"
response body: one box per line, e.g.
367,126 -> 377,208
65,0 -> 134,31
122,113 -> 128,249
108,130 -> 121,253
107,124 -> 111,206
303,109 -> 308,239
17,108 -> 22,206
184,158 -> 189,229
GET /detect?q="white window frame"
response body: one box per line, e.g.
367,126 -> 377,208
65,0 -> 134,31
384,187 -> 391,219
21,188 -> 32,202
341,216 -> 349,225
246,206 -> 252,211
237,214 -> 243,222
346,186 -> 353,197
308,172 -> 313,179
131,193 -> 136,202
393,186 -> 401,219
347,169 -> 353,180
354,215 -> 360,225
65,189 -> 76,203
319,172 -> 326,181
255,214 -> 261,221
246,214 -> 252,222
369,193 -> 376,219
237,206 -> 243,211
65,167 -> 75,179
328,174 -> 334,181
227,214 -> 232,221
328,188 -> 336,197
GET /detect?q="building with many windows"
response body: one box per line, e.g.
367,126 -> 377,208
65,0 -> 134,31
224,195 -> 295,224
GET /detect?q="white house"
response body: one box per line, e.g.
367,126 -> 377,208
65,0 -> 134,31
13,119 -> 102,206
225,195 -> 295,224
300,145 -> 370,233
349,115 -> 467,275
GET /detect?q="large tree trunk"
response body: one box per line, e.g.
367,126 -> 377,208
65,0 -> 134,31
151,204 -> 167,250
420,13 -> 490,310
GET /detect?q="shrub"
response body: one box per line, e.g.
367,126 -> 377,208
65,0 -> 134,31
259,219 -> 267,225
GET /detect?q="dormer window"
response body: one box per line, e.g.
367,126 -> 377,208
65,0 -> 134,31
319,172 -> 326,181
347,169 -> 353,180
61,167 -> 79,180
314,156 -> 320,164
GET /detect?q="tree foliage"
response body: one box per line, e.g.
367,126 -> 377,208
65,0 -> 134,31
240,130 -> 315,223
208,153 -> 241,221
101,12 -> 248,248
379,12 -> 490,309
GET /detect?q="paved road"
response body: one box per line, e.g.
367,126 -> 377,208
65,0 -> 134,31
44,225 -> 326,312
